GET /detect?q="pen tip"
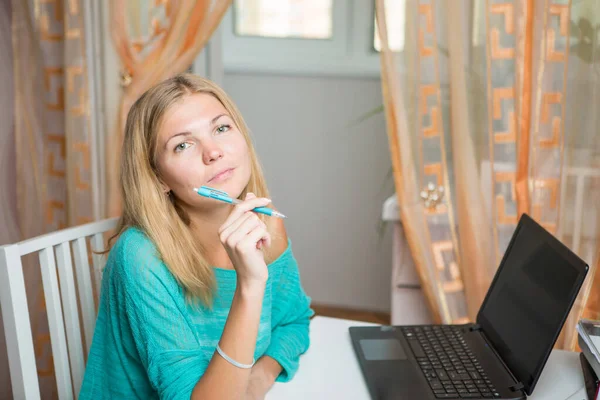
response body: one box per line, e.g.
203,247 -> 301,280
192,188 -> 199,192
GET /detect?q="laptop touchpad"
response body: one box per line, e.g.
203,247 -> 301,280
359,339 -> 408,361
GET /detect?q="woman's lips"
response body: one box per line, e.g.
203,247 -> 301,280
208,168 -> 234,183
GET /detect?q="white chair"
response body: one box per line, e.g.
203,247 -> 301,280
0,218 -> 118,400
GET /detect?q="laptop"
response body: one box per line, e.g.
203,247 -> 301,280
350,213 -> 589,400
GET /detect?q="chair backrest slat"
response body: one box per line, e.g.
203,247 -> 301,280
0,245 -> 40,400
18,218 -> 118,257
72,237 -> 96,353
90,233 -> 107,296
39,247 -> 74,399
0,218 -> 118,399
54,242 -> 85,396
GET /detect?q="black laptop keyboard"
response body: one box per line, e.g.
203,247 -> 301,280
402,326 -> 502,399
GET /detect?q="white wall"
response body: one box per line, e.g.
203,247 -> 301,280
92,3 -> 396,312
224,73 -> 394,312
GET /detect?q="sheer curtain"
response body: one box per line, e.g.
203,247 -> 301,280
106,0 -> 232,217
4,1 -> 232,396
0,1 -> 18,397
377,0 -> 599,350
9,0 -> 97,396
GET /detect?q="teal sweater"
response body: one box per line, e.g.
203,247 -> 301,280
80,227 -> 314,399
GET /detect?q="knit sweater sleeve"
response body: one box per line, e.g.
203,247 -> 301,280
264,243 -> 314,382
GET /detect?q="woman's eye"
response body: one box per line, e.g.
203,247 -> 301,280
216,124 -> 231,134
174,142 -> 192,153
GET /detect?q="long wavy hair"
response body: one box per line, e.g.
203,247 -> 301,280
109,73 -> 274,306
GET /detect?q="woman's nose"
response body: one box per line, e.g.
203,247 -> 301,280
203,143 -> 223,164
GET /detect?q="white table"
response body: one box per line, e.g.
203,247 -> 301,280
267,317 -> 588,400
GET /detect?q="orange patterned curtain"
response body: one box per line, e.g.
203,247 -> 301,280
106,0 -> 232,217
5,1 -> 231,396
9,0 -> 96,396
377,0 -> 600,350
5,1 -> 232,396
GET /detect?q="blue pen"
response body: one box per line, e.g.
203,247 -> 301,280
193,186 -> 287,219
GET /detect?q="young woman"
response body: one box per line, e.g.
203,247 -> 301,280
80,74 -> 313,399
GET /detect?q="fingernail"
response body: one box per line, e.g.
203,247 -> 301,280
263,198 -> 272,203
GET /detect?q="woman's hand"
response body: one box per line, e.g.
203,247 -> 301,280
219,192 -> 272,286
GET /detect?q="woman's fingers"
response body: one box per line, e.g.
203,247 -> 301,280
223,213 -> 264,249
219,212 -> 254,244
240,224 -> 271,252
219,193 -> 271,234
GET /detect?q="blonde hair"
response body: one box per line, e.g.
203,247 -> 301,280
110,73 -> 274,306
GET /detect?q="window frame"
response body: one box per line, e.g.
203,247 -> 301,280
221,0 -> 384,77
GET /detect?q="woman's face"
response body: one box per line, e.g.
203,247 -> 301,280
155,93 -> 251,209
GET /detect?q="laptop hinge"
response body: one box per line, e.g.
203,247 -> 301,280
509,382 -> 525,392
469,324 -> 482,332
477,330 -> 527,396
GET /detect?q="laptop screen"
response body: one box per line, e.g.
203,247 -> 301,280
477,215 -> 588,395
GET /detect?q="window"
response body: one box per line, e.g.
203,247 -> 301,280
221,0 -> 406,77
234,0 -> 333,39
374,0 -> 405,52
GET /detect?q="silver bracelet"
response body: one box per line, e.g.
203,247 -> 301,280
216,344 -> 255,369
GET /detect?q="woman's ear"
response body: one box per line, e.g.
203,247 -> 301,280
158,179 -> 171,195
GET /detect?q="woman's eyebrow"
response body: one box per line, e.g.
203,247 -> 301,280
211,114 -> 229,125
164,131 -> 192,150
163,114 -> 230,150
